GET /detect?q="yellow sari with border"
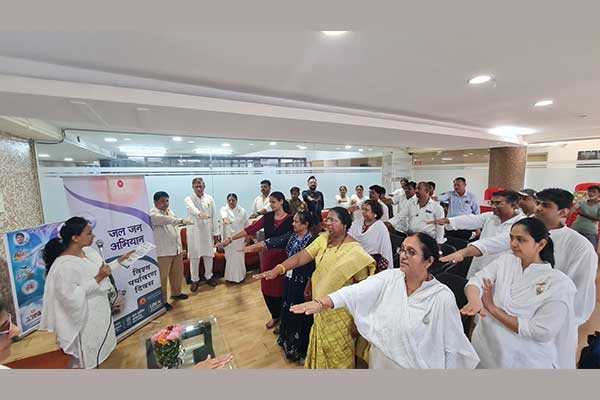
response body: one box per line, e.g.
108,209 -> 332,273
304,234 -> 375,369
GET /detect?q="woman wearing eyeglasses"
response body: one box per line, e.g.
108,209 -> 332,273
288,232 -> 479,369
0,297 -> 20,369
255,207 -> 375,369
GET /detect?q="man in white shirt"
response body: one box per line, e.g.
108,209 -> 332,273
250,180 -> 272,220
388,178 -> 409,215
431,190 -> 524,278
388,181 -> 446,244
184,177 -> 221,291
150,191 -> 191,311
444,188 -> 597,326
369,185 -> 390,222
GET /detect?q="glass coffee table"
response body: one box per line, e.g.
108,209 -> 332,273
144,315 -> 234,369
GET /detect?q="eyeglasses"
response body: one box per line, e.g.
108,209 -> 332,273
0,314 -> 12,336
397,247 -> 421,257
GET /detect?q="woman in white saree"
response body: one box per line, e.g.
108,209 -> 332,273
290,232 -> 479,369
348,199 -> 394,274
220,193 -> 249,283
462,217 -> 577,369
40,217 -> 133,368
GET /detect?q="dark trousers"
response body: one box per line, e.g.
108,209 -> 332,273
264,295 -> 282,320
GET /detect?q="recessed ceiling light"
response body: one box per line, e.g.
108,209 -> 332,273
297,145 -> 308,150
441,157 -> 453,161
249,143 -> 255,146
104,138 -> 118,142
358,148 -> 364,152
172,137 -> 183,142
321,31 -> 348,36
38,154 -> 50,158
221,143 -> 231,147
64,157 -> 74,162
269,142 -> 277,146
368,148 -> 373,151
468,75 -> 493,85
187,141 -> 195,144
345,145 -> 352,149
534,99 -> 554,107
336,147 -> 341,150
488,126 -> 537,136
123,138 -> 132,141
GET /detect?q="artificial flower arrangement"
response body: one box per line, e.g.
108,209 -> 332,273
151,325 -> 184,369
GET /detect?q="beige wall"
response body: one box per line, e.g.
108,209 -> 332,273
0,131 -> 44,317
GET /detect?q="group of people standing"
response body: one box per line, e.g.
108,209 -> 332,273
12,172 -> 597,370
149,173 -> 598,369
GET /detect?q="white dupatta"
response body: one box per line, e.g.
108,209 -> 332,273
337,270 -> 479,368
491,258 -> 577,368
349,219 -> 394,270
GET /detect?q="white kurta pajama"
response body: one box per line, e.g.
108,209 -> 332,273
329,269 -> 480,369
468,254 -> 577,368
220,205 -> 249,283
184,193 -> 219,282
471,225 -> 598,326
40,247 -> 120,369
349,219 -> 394,271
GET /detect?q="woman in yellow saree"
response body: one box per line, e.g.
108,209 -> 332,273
255,206 -> 375,368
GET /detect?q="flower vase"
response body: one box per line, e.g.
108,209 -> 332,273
154,340 -> 184,369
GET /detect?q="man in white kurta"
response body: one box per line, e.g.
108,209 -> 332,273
467,254 -> 577,368
467,188 -> 598,326
329,269 -> 480,368
184,177 -> 220,290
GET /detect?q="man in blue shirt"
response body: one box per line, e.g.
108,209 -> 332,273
437,177 -> 480,241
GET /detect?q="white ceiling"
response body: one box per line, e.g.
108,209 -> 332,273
1,2 -> 599,148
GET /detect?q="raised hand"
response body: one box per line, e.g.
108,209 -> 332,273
118,250 -> 136,264
460,300 -> 487,317
289,301 -> 323,315
193,353 -> 234,369
439,251 -> 464,264
253,268 -> 280,281
427,218 -> 449,225
216,238 -> 232,249
238,242 -> 264,253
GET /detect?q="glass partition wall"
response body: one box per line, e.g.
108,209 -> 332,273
35,130 -> 390,224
